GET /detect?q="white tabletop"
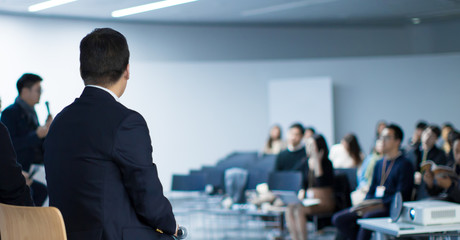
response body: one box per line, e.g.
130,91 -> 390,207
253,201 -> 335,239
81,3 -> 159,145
358,218 -> 460,237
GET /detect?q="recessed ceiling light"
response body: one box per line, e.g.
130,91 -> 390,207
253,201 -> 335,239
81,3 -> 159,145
411,18 -> 421,24
112,0 -> 198,18
28,0 -> 77,12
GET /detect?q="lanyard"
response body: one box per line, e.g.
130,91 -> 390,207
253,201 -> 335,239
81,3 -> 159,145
380,158 -> 396,186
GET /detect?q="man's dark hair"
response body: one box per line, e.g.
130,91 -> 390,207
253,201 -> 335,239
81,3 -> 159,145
415,121 -> 428,130
17,73 -> 42,94
386,124 -> 404,144
289,123 -> 305,135
80,28 -> 130,87
427,125 -> 441,138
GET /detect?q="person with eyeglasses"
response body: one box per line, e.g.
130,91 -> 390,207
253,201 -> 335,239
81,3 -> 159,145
332,124 -> 414,240
0,73 -> 52,206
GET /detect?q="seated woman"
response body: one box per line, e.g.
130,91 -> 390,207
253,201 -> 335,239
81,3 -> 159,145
285,134 -> 335,240
329,133 -> 364,169
262,124 -> 286,155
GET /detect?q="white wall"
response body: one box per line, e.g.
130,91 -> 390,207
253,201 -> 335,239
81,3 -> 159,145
268,77 -> 334,146
1,14 -> 460,190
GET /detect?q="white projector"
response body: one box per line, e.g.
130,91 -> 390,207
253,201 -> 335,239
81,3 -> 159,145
401,200 -> 460,226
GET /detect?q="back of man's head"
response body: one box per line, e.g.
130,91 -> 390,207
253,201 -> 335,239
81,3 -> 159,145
17,73 -> 42,95
386,123 -> 404,144
80,28 -> 130,87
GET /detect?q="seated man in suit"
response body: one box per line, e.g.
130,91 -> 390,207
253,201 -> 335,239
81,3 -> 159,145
0,121 -> 34,206
332,124 -> 414,240
44,28 -> 178,240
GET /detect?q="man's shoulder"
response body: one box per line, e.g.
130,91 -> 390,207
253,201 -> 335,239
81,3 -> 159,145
396,155 -> 414,168
1,103 -> 22,115
118,109 -> 147,127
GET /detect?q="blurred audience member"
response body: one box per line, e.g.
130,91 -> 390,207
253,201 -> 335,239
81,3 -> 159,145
423,132 -> 460,203
375,121 -> 387,140
421,125 -> 447,166
0,73 -> 52,206
414,126 -> 447,179
275,123 -> 307,172
263,125 -> 286,155
369,120 -> 386,152
332,124 -> 414,240
352,139 -> 383,205
303,126 -> 316,140
404,120 -> 427,162
329,133 -> 364,169
439,123 -> 454,155
0,105 -> 34,206
447,130 -> 459,166
414,125 -> 447,199
275,123 -> 309,193
285,134 -> 335,240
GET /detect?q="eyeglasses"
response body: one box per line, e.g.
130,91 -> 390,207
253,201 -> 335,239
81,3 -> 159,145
379,135 -> 394,142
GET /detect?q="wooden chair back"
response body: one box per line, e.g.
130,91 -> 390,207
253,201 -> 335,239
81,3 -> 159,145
0,203 -> 67,240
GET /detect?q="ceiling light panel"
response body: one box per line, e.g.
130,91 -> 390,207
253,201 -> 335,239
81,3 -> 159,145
112,0 -> 198,18
28,0 -> 77,12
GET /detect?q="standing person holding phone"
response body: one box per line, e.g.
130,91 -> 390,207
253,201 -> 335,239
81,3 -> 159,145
44,28 -> 179,240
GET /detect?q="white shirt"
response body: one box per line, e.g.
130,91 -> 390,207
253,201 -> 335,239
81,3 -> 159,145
329,143 -> 355,168
86,85 -> 120,102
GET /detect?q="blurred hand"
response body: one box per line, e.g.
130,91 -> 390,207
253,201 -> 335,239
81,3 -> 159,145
422,171 -> 434,188
297,189 -> 306,200
435,175 -> 453,189
22,171 -> 33,186
414,171 -> 422,185
45,114 -> 53,128
174,224 -> 179,237
36,126 -> 48,138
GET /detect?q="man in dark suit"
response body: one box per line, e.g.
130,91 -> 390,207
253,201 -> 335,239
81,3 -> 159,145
1,73 -> 51,206
0,121 -> 34,206
44,28 -> 178,240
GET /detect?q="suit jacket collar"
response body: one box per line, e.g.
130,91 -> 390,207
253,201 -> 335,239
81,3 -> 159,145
79,86 -> 118,103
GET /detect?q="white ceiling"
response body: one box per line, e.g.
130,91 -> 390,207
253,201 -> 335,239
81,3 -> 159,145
1,0 -> 460,25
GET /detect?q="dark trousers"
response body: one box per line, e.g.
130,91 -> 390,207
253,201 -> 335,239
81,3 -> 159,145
31,181 -> 48,206
332,207 -> 389,240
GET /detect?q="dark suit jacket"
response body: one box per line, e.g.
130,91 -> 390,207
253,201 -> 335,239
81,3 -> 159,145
0,122 -> 34,206
1,101 -> 44,172
44,87 -> 176,240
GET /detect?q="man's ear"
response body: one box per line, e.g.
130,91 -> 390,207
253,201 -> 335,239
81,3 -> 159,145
124,64 -> 130,80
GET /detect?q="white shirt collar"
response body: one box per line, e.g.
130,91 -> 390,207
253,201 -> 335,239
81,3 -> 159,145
287,143 -> 304,152
86,85 -> 120,102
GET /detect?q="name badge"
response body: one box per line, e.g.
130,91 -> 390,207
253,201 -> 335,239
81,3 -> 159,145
375,186 -> 386,198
